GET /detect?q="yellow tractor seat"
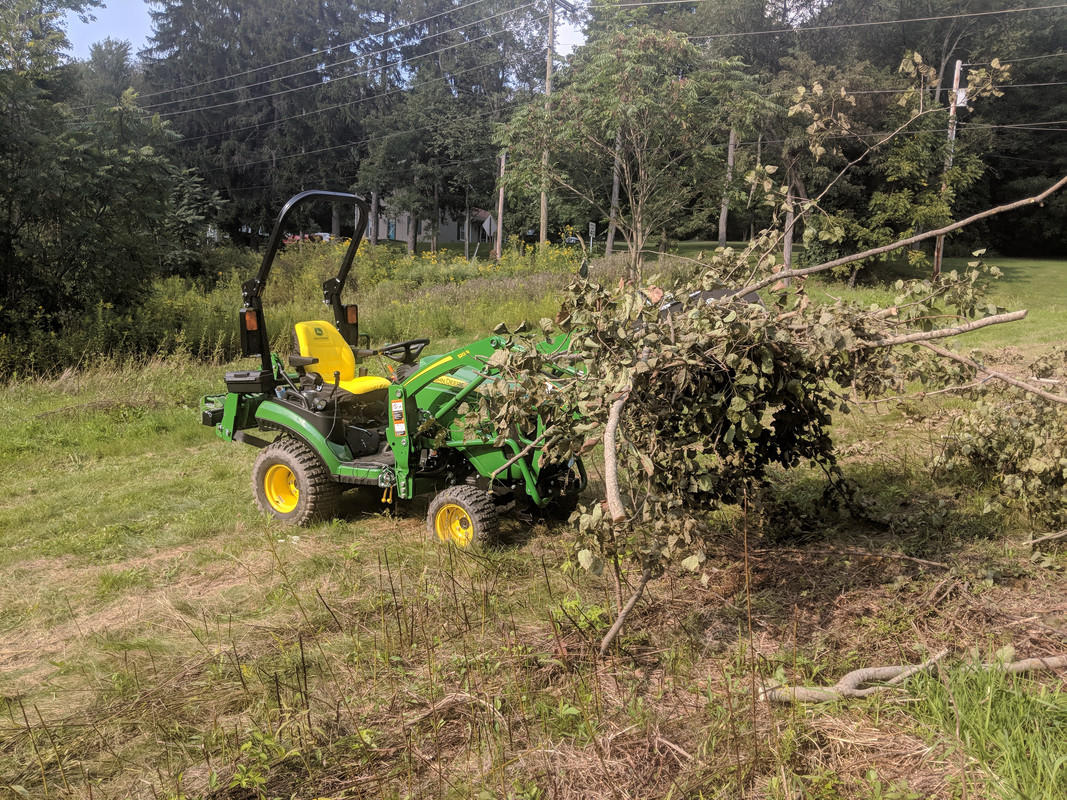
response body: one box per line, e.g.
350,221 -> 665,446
292,321 -> 391,395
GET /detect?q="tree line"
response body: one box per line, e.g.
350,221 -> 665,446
1,0 -> 1063,351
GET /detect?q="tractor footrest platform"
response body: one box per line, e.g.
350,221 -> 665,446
343,450 -> 395,471
337,448 -> 395,485
200,394 -> 225,427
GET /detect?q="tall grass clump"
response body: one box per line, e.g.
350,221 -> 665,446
909,659 -> 1067,798
1,241 -> 587,377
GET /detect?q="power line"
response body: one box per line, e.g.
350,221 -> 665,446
981,125 -> 1065,131
993,153 -> 1067,164
736,116 -> 1067,147
134,0 -> 498,102
972,122 -> 1066,131
179,45 -> 540,145
204,107 -> 505,174
679,3 -> 1067,40
997,50 -> 1067,63
224,154 -> 496,193
1000,81 -> 1067,88
975,118 -> 1067,127
154,16 -> 547,120
130,1 -> 1067,112
204,109 -> 1063,176
141,2 -> 537,112
838,80 -> 1067,97
121,2 -> 1066,124
178,72 -> 1065,149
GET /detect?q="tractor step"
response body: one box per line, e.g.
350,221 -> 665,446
342,447 -> 394,471
335,447 -> 394,487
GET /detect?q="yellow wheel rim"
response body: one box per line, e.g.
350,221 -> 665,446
264,464 -> 299,514
434,503 -> 474,547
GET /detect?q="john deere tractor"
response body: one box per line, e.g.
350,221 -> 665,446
200,191 -> 585,546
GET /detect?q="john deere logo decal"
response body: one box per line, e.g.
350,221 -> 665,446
432,375 -> 468,388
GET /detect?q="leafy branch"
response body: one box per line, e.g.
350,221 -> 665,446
473,173 -> 1067,655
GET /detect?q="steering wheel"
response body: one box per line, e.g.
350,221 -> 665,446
379,338 -> 430,365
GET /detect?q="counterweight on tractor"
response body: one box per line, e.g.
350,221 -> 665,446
200,191 -> 585,545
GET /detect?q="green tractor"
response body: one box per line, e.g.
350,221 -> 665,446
200,191 -> 586,546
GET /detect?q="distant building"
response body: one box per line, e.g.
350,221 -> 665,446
369,208 -> 494,244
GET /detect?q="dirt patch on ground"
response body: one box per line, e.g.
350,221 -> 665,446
0,537 -> 281,701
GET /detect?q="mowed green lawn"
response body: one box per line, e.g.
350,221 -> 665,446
1,253 -> 1066,799
958,256 -> 1067,348
814,255 -> 1067,351
667,242 -> 1067,353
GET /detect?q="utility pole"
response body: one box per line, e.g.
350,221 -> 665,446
495,151 -> 506,260
539,0 -> 556,245
539,0 -> 576,245
933,59 -> 964,280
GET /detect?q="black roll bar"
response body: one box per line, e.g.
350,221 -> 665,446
240,190 -> 371,372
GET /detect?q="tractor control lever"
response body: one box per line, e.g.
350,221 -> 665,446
379,339 -> 430,365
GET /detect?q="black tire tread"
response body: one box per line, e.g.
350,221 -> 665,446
426,484 -> 499,546
252,437 -> 343,525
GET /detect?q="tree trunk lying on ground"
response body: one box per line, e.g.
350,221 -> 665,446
763,651 -> 1067,703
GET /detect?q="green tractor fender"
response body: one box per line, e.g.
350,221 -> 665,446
254,401 -> 346,473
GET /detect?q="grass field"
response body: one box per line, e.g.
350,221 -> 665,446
1,251 -> 1066,799
807,255 -> 1067,352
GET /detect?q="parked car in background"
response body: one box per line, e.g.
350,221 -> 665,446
283,232 -> 333,245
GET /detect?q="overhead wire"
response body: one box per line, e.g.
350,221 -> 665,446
132,3 -> 1067,118
685,3 -> 1067,40
830,81 -> 1067,96
128,3 -> 1064,187
149,14 -> 546,119
140,2 -> 538,112
203,107 -> 505,174
735,117 -> 1067,147
179,44 -> 541,145
190,93 -> 1064,178
132,0 -> 498,101
224,154 -> 497,194
202,107 -> 1064,181
1002,50 -> 1067,62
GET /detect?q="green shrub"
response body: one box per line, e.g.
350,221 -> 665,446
0,242 -> 583,375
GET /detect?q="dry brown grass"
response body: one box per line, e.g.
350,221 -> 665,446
3,352 -> 1067,799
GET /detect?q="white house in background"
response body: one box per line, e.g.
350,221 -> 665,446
368,208 -> 495,245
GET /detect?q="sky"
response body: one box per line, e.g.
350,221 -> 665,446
64,1 -> 584,61
65,1 -> 155,60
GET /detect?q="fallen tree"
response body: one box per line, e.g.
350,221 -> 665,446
763,650 -> 1067,703
471,173 -> 1067,656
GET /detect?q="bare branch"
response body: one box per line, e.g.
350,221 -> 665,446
811,108 -> 944,208
599,567 -> 652,658
919,342 -> 1067,405
730,174 -> 1067,298
1024,529 -> 1067,547
603,389 -> 631,524
757,547 -> 948,570
857,310 -> 1028,348
855,379 -> 990,405
763,649 -> 949,703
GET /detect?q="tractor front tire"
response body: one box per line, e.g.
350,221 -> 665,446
252,437 -> 343,525
427,485 -> 498,547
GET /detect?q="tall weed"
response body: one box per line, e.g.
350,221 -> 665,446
1,242 -> 583,376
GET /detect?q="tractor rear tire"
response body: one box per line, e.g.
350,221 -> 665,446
427,485 -> 498,547
252,437 -> 343,525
